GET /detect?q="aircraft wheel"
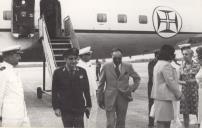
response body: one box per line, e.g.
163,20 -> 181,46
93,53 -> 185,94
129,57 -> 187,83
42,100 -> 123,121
37,87 -> 43,99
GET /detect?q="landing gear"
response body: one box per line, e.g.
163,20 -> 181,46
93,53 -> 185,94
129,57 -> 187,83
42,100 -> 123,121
37,87 -> 43,99
36,57 -> 51,99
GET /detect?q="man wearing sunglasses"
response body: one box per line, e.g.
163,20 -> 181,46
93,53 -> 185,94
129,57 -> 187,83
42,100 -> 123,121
97,48 -> 141,128
52,48 -> 92,128
0,45 -> 30,127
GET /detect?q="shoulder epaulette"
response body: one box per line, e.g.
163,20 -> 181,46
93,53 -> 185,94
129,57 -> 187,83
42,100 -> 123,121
0,66 -> 6,71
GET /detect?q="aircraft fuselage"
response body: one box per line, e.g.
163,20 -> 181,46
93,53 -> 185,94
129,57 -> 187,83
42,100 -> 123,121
0,0 -> 202,60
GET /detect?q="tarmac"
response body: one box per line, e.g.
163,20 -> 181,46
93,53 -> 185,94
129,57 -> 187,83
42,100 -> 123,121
16,62 -> 201,128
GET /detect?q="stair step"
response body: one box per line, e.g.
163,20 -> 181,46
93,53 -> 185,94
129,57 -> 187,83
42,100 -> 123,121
54,55 -> 64,60
51,44 -> 72,49
54,54 -> 63,57
51,43 -> 71,45
56,62 -> 66,67
56,60 -> 66,63
53,48 -> 69,51
52,36 -> 71,40
53,49 -> 67,55
51,39 -> 70,43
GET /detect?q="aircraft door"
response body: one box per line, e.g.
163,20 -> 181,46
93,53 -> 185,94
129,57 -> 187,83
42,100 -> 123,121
12,0 -> 35,38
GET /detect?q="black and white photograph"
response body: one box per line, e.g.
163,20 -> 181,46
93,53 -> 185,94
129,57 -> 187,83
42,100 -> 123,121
0,0 -> 202,127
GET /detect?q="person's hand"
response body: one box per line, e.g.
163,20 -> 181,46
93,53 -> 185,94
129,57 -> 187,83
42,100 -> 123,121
178,81 -> 186,85
54,109 -> 61,117
85,107 -> 91,118
177,93 -> 185,101
98,102 -> 105,109
86,107 -> 91,113
180,94 -> 185,101
129,84 -> 137,92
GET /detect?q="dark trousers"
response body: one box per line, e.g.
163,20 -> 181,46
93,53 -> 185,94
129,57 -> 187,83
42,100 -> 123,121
148,83 -> 154,126
96,69 -> 100,81
106,93 -> 129,128
148,98 -> 154,126
61,112 -> 84,128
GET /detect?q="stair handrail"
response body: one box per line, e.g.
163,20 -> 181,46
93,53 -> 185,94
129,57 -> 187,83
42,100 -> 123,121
38,16 -> 56,76
63,16 -> 80,49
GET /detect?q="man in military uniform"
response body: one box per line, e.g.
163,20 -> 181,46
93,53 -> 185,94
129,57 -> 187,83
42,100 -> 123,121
0,45 -> 30,127
52,47 -> 92,128
78,46 -> 97,128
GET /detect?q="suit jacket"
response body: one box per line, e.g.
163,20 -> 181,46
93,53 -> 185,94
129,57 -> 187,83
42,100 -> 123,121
52,66 -> 92,114
97,62 -> 140,111
147,59 -> 158,98
151,60 -> 182,101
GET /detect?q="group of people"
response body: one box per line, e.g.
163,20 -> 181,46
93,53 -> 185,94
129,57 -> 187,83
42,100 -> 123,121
147,44 -> 202,128
0,43 -> 201,128
52,46 -> 141,128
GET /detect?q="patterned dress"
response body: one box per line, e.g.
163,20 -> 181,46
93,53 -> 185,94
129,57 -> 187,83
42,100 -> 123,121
180,61 -> 200,115
196,66 -> 202,123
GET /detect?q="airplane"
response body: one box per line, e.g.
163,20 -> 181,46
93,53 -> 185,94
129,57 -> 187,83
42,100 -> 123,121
0,0 -> 202,98
0,0 -> 202,61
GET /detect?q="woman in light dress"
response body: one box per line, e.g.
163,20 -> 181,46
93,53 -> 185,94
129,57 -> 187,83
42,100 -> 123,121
151,45 -> 183,128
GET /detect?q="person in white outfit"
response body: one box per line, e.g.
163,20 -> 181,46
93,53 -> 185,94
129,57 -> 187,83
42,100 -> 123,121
0,45 -> 30,127
78,46 -> 98,128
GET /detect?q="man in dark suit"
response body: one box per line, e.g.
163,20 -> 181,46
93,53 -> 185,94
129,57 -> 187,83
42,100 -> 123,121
96,59 -> 101,81
0,53 -> 2,62
40,0 -> 61,38
97,48 -> 141,128
52,48 -> 92,128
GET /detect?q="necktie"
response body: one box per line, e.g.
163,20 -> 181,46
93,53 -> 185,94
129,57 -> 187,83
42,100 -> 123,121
70,69 -> 75,75
115,65 -> 120,77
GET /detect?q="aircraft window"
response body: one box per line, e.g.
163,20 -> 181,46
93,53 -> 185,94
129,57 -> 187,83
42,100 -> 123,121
97,13 -> 107,22
22,0 -> 26,5
117,14 -> 127,23
21,11 -> 27,17
3,11 -> 11,20
139,15 -> 147,24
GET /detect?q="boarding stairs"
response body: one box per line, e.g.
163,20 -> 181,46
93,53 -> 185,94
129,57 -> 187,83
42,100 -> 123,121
37,16 -> 79,99
51,37 -> 72,67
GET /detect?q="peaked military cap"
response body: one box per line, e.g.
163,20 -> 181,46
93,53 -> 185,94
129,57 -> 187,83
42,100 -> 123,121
178,43 -> 191,51
0,45 -> 23,56
79,46 -> 92,55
